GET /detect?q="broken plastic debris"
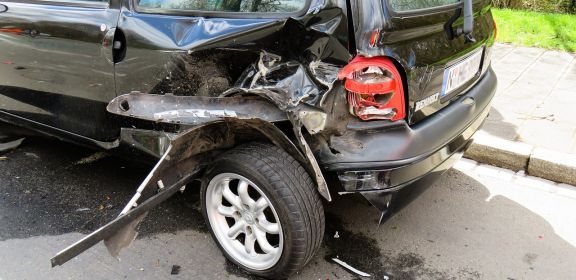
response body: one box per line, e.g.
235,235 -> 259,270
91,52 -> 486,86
171,265 -> 181,275
332,258 -> 371,277
337,191 -> 355,195
24,152 -> 39,159
157,180 -> 165,190
0,138 -> 24,152
73,151 -> 109,165
334,231 -> 340,238
76,208 -> 90,212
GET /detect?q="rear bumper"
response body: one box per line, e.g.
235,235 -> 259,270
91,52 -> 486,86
317,67 -> 497,195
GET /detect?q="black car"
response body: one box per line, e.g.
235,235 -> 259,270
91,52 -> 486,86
0,0 -> 497,278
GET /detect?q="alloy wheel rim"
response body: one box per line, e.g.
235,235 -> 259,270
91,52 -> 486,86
206,173 -> 284,270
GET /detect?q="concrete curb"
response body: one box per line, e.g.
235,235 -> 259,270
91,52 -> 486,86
464,132 -> 576,186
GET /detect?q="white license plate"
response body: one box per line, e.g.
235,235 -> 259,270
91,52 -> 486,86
441,48 -> 483,97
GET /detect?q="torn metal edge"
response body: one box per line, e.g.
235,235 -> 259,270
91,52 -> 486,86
0,137 -> 24,152
332,257 -> 371,277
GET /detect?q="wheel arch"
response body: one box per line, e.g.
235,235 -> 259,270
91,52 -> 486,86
109,92 -> 331,201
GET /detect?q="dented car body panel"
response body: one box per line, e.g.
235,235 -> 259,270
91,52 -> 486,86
0,0 -> 122,141
350,0 -> 496,124
0,0 -> 497,270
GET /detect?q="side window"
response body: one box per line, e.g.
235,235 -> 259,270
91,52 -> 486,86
137,0 -> 307,13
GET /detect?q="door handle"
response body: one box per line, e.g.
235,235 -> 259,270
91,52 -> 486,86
0,4 -> 8,13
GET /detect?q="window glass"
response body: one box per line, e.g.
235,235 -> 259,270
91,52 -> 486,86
388,0 -> 459,12
137,0 -> 307,13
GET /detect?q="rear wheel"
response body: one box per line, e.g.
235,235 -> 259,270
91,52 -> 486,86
201,142 -> 324,279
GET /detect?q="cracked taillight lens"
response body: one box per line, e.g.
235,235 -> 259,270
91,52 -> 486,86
338,56 -> 406,121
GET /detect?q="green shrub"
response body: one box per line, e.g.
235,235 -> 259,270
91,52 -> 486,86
492,0 -> 575,14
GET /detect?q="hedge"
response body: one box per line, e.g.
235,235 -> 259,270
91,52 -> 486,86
492,0 -> 576,14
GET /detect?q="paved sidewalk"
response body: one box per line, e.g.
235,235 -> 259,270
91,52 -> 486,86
486,43 -> 576,153
465,44 -> 576,185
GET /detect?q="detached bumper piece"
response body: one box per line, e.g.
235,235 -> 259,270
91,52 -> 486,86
51,160 -> 199,266
51,124 -> 229,266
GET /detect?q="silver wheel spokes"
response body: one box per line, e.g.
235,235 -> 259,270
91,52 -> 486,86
207,174 -> 283,270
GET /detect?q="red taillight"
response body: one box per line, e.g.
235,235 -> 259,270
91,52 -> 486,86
338,56 -> 406,121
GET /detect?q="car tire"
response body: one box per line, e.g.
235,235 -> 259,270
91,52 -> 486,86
201,142 -> 324,279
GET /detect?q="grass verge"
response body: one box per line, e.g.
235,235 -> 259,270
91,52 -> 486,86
492,8 -> 576,52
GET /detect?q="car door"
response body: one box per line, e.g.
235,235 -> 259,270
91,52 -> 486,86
0,0 -> 122,142
112,0 -> 314,100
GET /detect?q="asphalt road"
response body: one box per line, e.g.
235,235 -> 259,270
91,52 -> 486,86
1,137 -> 576,280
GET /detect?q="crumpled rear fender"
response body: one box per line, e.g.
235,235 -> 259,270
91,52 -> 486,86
107,92 -> 331,201
51,112 -> 331,266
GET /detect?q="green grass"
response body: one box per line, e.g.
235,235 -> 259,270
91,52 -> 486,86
492,8 -> 576,52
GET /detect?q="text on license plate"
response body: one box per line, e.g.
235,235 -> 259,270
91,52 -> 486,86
441,48 -> 483,97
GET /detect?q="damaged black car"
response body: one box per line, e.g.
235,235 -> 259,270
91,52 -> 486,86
0,0 -> 497,278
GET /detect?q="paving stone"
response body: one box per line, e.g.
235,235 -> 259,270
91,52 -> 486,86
491,95 -> 545,115
501,82 -> 548,98
547,89 -> 576,105
555,78 -> 576,91
555,60 -> 576,90
493,48 -> 543,77
505,47 -> 545,62
531,100 -> 576,126
491,43 -> 515,60
565,63 -> 576,77
492,65 -> 522,78
492,64 -> 525,82
518,120 -> 576,153
539,50 -> 575,64
481,107 -> 524,141
518,65 -> 565,85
